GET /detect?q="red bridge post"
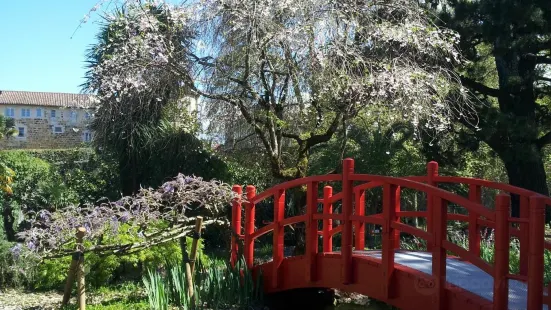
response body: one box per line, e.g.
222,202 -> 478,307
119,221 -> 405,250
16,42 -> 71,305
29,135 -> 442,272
493,193 -> 510,310
341,158 -> 354,284
468,184 -> 481,258
432,196 -> 447,309
306,181 -> 319,282
272,189 -> 285,288
244,185 -> 256,270
382,183 -> 400,299
322,186 -> 333,252
355,189 -> 366,251
231,185 -> 242,268
519,195 -> 529,276
527,196 -> 545,310
426,161 -> 439,252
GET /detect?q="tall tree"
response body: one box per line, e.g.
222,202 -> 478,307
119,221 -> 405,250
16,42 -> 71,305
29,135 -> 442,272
87,0 -> 471,183
428,0 -> 551,217
84,4 -> 204,194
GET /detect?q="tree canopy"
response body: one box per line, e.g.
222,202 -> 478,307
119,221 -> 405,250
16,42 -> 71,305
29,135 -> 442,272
85,0 -> 474,181
423,0 -> 551,217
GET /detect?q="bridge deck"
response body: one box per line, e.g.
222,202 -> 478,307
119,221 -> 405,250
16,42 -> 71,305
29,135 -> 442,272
346,250 -> 547,310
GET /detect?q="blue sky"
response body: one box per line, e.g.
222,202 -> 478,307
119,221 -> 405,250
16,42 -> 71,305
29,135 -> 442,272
0,1 -> 104,94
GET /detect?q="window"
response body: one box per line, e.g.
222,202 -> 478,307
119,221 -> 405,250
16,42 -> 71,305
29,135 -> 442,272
17,127 -> 25,137
50,110 -> 56,118
36,108 -> 42,118
21,108 -> 31,118
83,131 -> 92,142
70,111 -> 78,123
5,108 -> 15,118
53,126 -> 64,134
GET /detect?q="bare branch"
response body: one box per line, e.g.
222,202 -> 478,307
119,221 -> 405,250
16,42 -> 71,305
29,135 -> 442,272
537,131 -> 551,148
460,75 -> 500,97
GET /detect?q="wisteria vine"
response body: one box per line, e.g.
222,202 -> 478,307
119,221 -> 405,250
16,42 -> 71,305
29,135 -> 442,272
14,175 -> 239,260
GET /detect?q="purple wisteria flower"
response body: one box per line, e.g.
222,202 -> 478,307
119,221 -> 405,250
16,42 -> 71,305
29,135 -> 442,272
120,212 -> 130,223
26,241 -> 36,251
163,184 -> 174,193
38,211 -> 51,222
14,173 -> 238,259
10,244 -> 22,259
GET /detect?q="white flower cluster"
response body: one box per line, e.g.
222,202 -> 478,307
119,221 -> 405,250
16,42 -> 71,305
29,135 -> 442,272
87,0 -> 473,137
88,2 -> 192,101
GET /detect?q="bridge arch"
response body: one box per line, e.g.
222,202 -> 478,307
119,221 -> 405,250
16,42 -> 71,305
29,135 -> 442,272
230,158 -> 550,310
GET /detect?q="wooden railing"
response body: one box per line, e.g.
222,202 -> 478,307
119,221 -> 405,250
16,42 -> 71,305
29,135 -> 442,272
230,158 -> 549,310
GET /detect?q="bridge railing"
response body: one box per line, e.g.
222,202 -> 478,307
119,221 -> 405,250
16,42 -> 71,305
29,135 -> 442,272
230,158 -> 548,310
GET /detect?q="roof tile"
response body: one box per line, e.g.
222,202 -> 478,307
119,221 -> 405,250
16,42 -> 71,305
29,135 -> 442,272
0,90 -> 97,108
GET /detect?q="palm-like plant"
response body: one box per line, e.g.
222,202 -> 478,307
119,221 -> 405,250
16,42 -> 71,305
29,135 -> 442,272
82,3 -> 196,195
0,115 -> 18,195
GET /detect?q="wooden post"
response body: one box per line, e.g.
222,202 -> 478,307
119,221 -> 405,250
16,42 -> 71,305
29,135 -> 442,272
305,182 -> 319,282
382,183 -> 400,299
493,193 -> 510,310
189,216 -> 204,275
426,161 -> 438,252
322,186 -> 333,252
432,196 -> 447,309
76,227 -> 86,310
62,257 -> 79,305
231,185 -> 243,268
244,185 -> 256,269
527,196 -> 545,310
272,189 -> 285,288
341,158 -> 354,285
468,184 -> 481,257
185,263 -> 194,299
77,251 -> 86,310
354,189 -> 365,251
183,216 -> 205,300
62,227 -> 86,307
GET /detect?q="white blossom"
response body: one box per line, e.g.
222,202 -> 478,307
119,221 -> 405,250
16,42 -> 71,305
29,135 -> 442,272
86,0 -> 476,143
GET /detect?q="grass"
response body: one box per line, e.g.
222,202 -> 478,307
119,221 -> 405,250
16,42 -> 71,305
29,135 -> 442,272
60,282 -> 148,310
62,299 -> 149,310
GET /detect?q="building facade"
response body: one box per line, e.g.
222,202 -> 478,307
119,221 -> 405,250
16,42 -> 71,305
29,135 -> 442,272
0,91 -> 96,149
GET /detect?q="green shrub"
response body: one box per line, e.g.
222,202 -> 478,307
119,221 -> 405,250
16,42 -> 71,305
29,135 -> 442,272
33,255 -> 72,290
33,230 -> 207,290
0,151 -> 79,241
24,148 -> 121,203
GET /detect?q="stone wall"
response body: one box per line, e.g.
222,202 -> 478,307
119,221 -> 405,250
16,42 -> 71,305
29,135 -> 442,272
0,104 -> 93,149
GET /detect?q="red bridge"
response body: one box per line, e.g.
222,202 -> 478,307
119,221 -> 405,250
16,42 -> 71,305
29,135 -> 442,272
229,158 -> 550,310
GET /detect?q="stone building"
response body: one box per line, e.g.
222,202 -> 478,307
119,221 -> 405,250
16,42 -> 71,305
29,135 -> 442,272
0,90 -> 97,149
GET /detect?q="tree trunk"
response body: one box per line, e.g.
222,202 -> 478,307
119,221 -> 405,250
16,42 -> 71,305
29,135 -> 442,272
119,153 -> 137,196
2,201 -> 15,241
500,143 -> 550,221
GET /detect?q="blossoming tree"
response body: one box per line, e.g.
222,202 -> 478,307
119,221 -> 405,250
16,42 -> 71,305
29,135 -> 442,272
85,0 -> 475,182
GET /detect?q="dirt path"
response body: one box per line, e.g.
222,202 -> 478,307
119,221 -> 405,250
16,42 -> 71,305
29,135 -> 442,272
0,290 -> 63,310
